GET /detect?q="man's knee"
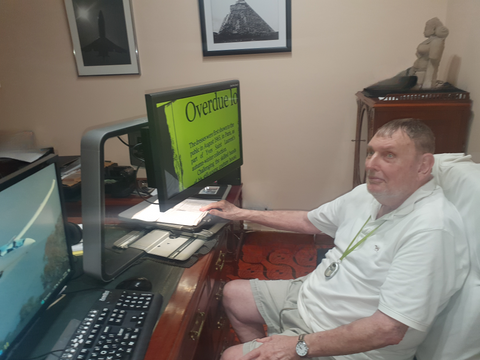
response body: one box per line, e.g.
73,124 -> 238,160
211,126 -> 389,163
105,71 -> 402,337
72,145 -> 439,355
222,279 -> 250,311
223,280 -> 263,324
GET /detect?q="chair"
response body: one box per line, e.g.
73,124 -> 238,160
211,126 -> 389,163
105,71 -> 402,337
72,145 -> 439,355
416,153 -> 480,360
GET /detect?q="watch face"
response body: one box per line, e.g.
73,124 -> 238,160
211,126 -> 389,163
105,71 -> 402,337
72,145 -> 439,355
296,341 -> 309,357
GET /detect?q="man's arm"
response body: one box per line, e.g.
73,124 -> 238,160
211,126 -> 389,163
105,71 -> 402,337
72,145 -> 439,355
200,200 -> 322,234
242,310 -> 408,360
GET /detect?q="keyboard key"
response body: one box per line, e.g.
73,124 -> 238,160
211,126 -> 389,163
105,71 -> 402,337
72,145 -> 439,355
57,289 -> 162,360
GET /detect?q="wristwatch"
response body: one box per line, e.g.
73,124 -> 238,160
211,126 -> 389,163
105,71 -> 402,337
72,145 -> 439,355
295,334 -> 309,357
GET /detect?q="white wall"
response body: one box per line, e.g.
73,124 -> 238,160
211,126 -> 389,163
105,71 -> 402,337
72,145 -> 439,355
0,0 -> 457,211
442,0 -> 480,161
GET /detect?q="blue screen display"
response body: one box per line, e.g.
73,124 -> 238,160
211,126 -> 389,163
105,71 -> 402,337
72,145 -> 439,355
0,163 -> 71,358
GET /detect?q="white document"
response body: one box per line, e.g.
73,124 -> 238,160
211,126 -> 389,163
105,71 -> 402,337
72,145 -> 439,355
0,149 -> 51,163
129,198 -> 215,226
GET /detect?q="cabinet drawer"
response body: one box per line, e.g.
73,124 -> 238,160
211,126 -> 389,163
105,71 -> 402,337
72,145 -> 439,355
181,278 -> 211,359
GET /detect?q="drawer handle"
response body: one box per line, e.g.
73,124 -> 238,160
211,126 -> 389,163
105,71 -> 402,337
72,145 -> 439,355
215,281 -> 226,301
215,251 -> 226,271
189,311 -> 206,341
217,315 -> 226,329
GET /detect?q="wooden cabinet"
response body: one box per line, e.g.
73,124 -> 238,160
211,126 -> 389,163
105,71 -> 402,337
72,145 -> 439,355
353,90 -> 472,187
144,186 -> 242,360
194,226 -> 236,360
144,223 -> 239,360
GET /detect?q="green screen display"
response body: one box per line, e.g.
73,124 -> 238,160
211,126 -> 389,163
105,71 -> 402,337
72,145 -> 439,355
153,85 -> 241,197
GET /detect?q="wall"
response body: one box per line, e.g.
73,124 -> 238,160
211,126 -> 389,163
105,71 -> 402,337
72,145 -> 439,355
0,0 -> 454,211
442,0 -> 480,161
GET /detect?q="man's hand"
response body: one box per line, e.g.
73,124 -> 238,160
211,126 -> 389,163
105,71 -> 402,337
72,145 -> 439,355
200,200 -> 245,220
234,311 -> 408,360
241,335 -> 300,360
201,201 -> 321,234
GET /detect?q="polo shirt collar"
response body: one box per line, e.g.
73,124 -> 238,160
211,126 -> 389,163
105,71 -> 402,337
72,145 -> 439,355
371,178 -> 437,220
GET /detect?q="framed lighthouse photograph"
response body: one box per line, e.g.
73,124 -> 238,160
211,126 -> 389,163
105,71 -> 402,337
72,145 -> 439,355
198,0 -> 292,56
64,0 -> 140,76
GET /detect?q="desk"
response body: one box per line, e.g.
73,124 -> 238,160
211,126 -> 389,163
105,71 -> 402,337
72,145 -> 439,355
66,185 -> 243,360
144,186 -> 243,360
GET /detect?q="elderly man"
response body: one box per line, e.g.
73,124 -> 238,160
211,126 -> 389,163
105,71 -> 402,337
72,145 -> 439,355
201,119 -> 469,360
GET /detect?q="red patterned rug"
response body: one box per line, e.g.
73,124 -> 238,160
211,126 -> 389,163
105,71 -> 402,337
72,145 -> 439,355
227,231 -> 324,281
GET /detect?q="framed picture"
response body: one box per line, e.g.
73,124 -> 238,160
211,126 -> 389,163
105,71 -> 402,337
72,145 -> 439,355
199,0 -> 292,56
64,0 -> 140,76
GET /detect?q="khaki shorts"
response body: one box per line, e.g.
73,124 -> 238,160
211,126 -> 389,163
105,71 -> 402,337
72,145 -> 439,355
243,277 -> 334,360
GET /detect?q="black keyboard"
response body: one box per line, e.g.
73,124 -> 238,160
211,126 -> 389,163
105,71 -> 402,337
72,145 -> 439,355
59,289 -> 163,360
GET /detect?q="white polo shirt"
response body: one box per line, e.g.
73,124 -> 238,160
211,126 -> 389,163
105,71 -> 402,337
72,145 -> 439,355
298,179 -> 469,360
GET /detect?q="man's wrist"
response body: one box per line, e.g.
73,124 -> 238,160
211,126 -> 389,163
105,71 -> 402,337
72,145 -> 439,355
295,333 -> 310,357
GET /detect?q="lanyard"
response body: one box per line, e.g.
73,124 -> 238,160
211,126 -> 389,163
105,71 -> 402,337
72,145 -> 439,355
339,216 -> 383,262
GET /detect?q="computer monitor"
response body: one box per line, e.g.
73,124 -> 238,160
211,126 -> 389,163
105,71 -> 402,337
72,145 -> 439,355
0,154 -> 73,360
145,80 -> 243,211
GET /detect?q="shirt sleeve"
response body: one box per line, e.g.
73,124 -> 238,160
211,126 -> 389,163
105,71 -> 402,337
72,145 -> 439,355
307,196 -> 344,237
307,185 -> 369,237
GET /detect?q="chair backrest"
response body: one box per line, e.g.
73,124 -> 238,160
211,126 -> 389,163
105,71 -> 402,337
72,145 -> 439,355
416,153 -> 480,360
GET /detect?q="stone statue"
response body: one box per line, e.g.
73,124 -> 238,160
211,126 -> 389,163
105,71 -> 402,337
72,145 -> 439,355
364,18 -> 449,95
405,17 -> 449,89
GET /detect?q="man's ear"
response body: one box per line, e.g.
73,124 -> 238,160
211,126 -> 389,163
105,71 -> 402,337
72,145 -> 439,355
419,153 -> 435,177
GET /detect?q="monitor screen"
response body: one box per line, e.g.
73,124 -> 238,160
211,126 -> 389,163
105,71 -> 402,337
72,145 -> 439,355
145,80 -> 243,211
0,155 -> 72,359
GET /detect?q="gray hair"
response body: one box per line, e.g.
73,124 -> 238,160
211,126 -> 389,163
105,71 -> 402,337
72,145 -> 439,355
375,118 -> 435,154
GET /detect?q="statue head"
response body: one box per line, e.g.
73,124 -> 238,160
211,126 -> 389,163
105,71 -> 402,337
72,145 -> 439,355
424,17 -> 443,37
435,25 -> 449,38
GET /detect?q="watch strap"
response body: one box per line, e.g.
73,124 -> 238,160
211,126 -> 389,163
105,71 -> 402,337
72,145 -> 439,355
296,333 -> 309,357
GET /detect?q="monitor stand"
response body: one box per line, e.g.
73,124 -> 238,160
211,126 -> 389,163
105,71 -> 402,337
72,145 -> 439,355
81,117 -> 149,282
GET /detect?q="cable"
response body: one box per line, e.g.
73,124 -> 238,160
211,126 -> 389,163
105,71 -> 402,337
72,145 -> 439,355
130,165 -> 157,205
117,136 -> 145,163
135,188 -> 157,205
116,136 -> 132,147
115,137 -> 154,203
131,143 -> 145,162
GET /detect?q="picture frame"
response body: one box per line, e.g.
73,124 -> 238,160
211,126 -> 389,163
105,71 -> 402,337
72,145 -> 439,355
64,0 -> 140,76
198,0 -> 292,56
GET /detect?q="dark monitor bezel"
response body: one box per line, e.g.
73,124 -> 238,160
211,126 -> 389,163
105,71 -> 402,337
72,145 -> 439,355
145,80 -> 243,212
0,154 -> 74,360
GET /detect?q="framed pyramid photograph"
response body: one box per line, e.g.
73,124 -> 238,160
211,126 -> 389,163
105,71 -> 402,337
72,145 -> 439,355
198,0 -> 291,56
